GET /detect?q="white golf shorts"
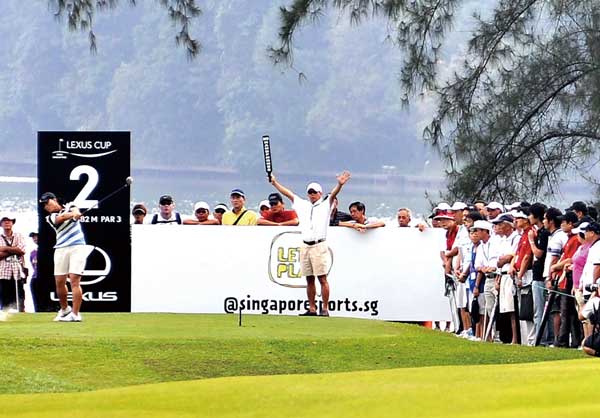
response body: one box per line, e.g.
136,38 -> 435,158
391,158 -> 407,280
499,275 -> 516,313
456,281 -> 468,308
54,245 -> 93,276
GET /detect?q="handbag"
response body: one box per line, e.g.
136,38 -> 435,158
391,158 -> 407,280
519,285 -> 534,321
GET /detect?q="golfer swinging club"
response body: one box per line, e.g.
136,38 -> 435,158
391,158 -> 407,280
39,192 -> 92,322
270,171 -> 351,316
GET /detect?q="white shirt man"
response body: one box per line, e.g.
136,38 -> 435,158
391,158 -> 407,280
270,172 -> 351,317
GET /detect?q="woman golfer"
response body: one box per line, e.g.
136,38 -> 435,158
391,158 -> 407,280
40,192 -> 92,322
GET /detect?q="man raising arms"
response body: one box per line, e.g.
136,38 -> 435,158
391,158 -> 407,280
269,171 -> 351,317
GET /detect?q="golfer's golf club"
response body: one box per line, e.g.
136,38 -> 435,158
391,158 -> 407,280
262,135 -> 273,182
80,176 -> 133,215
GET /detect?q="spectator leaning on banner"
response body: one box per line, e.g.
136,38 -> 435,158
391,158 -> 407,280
339,201 -> 385,232
148,195 -> 182,225
222,189 -> 258,226
131,203 -> 148,224
213,203 -> 228,225
329,197 -> 352,226
183,201 -> 219,225
257,193 -> 299,226
258,200 -> 271,219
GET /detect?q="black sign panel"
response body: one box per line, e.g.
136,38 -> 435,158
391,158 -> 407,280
37,132 -> 131,312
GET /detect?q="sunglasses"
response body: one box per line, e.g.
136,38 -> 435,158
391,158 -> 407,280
215,209 -> 226,214
196,209 -> 209,214
307,189 -> 319,195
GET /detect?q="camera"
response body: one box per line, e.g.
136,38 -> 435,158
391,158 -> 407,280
585,283 -> 599,293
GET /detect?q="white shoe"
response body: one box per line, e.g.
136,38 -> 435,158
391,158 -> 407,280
53,306 -> 72,322
72,313 -> 82,322
58,312 -> 78,322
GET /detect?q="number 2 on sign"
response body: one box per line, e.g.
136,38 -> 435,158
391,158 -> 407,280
70,165 -> 99,210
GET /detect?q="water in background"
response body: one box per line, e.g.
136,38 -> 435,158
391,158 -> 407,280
0,170 -> 593,235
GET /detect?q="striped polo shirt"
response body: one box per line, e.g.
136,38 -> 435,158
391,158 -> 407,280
46,202 -> 86,248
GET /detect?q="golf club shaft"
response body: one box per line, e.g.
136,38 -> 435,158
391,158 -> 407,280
80,181 -> 130,215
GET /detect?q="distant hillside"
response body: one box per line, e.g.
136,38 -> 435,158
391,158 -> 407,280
0,1 -> 442,178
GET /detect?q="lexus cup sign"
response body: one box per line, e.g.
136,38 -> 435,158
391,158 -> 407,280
37,132 -> 131,312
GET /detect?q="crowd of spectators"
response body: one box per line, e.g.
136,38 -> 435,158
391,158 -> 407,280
132,187 -> 389,230
426,199 -> 600,356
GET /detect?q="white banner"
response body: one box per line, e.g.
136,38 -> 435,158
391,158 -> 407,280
131,225 -> 452,321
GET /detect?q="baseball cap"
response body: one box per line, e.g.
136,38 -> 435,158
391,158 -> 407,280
510,210 -> 528,220
194,201 -> 210,212
306,182 -> 322,193
450,202 -> 467,211
214,203 -> 228,213
433,211 -> 454,220
566,201 -> 587,213
573,222 -> 589,235
268,192 -> 283,205
0,213 -> 16,223
491,213 -> 514,224
505,201 -> 522,211
486,202 -> 504,211
132,203 -> 147,215
159,195 -> 174,205
39,192 -> 56,203
558,211 -> 579,224
259,200 -> 270,210
230,188 -> 245,198
435,202 -> 452,211
470,220 -> 492,232
582,222 -> 600,234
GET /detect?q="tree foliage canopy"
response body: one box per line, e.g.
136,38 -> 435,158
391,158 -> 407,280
49,0 -> 201,58
271,0 -> 600,202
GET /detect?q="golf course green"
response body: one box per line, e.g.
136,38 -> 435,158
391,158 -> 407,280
0,313 -> 591,417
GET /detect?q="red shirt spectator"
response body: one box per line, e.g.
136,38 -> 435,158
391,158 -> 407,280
265,209 -> 298,224
514,226 -> 533,271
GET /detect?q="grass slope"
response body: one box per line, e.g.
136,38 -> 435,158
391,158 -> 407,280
0,313 -> 583,395
1,359 -> 598,418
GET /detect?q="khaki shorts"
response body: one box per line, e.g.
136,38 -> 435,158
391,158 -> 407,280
54,245 -> 93,276
300,241 -> 331,277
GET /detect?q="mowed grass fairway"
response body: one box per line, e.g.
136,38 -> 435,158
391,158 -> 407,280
0,313 -> 592,417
